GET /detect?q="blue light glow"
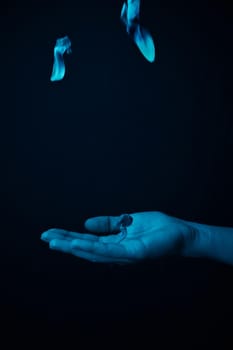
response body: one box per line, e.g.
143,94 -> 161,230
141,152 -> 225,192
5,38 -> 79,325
50,36 -> 72,82
120,0 -> 155,62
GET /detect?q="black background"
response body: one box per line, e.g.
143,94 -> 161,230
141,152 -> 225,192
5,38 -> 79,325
1,0 -> 233,348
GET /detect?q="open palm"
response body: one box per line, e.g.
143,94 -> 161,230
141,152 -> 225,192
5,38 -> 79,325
41,211 -> 194,264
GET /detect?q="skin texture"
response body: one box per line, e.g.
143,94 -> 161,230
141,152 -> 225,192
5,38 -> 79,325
41,211 -> 195,264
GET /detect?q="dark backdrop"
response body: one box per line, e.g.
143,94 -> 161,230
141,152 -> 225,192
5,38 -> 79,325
1,0 -> 233,348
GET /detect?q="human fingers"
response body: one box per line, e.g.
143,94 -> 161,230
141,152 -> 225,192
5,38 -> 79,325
41,228 -> 99,243
71,237 -> 142,260
49,239 -> 130,263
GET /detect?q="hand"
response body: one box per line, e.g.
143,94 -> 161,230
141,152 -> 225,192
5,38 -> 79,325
40,211 -> 196,264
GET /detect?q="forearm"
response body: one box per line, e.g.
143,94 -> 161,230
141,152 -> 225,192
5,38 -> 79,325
183,220 -> 233,266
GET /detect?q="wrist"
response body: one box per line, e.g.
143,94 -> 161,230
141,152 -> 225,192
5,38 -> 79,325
181,220 -> 233,265
181,220 -> 211,259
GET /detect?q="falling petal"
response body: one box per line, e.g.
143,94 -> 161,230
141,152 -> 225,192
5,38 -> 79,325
120,2 -> 128,26
120,0 -> 156,62
127,0 -> 140,23
133,25 -> 155,62
50,35 -> 72,82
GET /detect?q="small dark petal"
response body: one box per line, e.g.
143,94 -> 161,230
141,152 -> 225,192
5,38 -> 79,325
120,214 -> 133,227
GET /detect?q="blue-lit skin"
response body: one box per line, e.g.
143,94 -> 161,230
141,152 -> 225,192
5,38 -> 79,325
50,36 -> 72,82
41,212 -> 233,265
120,0 -> 155,62
40,212 -> 196,264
